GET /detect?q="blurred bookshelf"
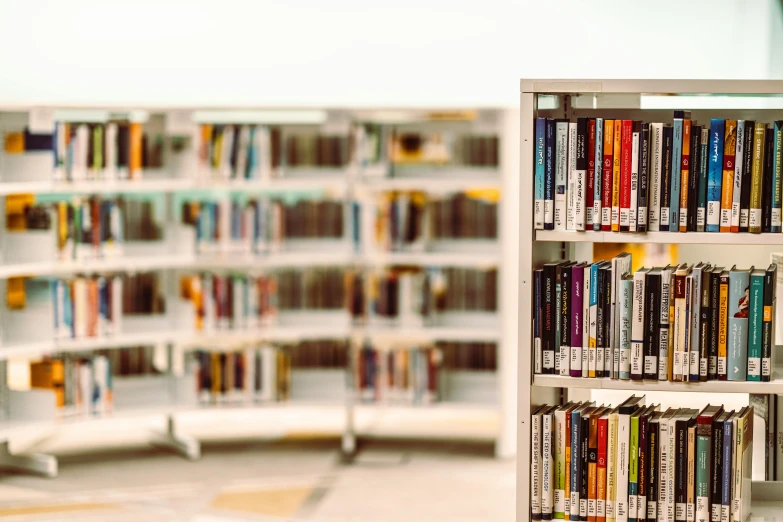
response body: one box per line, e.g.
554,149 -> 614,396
0,107 -> 517,475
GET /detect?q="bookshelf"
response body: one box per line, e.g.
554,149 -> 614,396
518,79 -> 783,521
0,106 -> 517,476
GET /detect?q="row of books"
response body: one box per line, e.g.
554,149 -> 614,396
193,346 -> 291,403
530,397 -> 753,522
439,341 -> 497,371
534,254 -> 778,382
355,342 -> 440,404
30,355 -> 112,414
179,273 -> 277,331
276,268 -> 346,311
122,272 -> 165,315
388,131 -> 499,167
46,276 -> 123,340
533,114 -> 783,233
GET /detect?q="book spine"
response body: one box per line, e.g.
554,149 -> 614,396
750,124 -> 765,233
583,268 -> 591,378
545,119 -> 556,230
731,121 -> 744,233
720,419 -> 732,522
568,122 -> 578,230
561,266 -> 571,376
649,123 -> 663,232
647,421 -> 658,522
667,416 -> 678,522
617,413 -> 631,522
612,120 -> 623,232
684,277 -> 692,381
658,271 -> 671,381
572,411 -> 582,520
661,127 -> 673,230
587,118 -> 596,229
707,119 -> 725,232
535,270 -> 543,374
575,118 -> 587,231
533,411 -> 543,519
717,273 -> 729,380
673,274 -> 686,382
638,124 -> 650,232
594,119 -> 604,231
589,264 -> 599,378
544,411 -> 555,519
566,409 -> 573,519
687,425 -> 696,522
544,265 -> 556,374
764,128 -> 774,232
620,278 -> 633,380
556,121 -> 569,231
679,120 -> 691,232
607,414 -> 619,522
571,267 -> 584,377
631,270 -> 646,380
629,415 -> 640,522
598,415 -> 608,522
596,268 -> 607,379
658,418 -> 669,522
747,272 -> 764,381
670,118 -> 683,232
581,415 -> 590,521
644,273 -> 661,380
630,124 -> 640,232
588,414 -> 599,522
620,120 -> 633,232
699,271 -> 711,382
602,120 -> 615,231
773,121 -> 783,232
675,420 -> 687,522
689,268 -> 702,382
556,411 -> 568,519
638,414 -> 649,522
762,265 -> 775,382
688,126 -> 701,231
720,121 -> 737,232
711,419 -> 723,522
727,270 -> 749,381
740,122 -> 755,232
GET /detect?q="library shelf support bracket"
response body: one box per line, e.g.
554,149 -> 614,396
151,416 -> 201,461
0,440 -> 58,478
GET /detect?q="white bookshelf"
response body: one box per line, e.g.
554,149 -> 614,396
518,79 -> 783,520
0,106 -> 517,475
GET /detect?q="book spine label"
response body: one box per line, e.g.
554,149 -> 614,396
717,273 -> 729,380
555,121 -> 569,231
612,120 -> 623,231
679,120 -> 691,231
631,271 -> 646,380
773,121 -> 783,231
594,118 -> 604,231
589,264 -> 599,378
620,278 -> 633,379
720,121 -> 737,232
649,123 -> 663,231
598,416 -> 608,522
587,118 -> 596,228
575,118 -> 587,230
658,271 -> 671,381
731,121 -> 744,232
747,272 -> 764,380
630,127 -> 640,232
762,265 -> 774,381
750,124 -> 765,233
670,119 -> 683,232
568,122 -> 578,230
707,119 -> 725,232
727,270 -> 749,381
602,120 -> 615,231
571,267 -> 584,377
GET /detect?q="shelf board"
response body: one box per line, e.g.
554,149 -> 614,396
533,373 -> 783,394
360,326 -> 500,342
0,255 -> 195,279
366,251 -> 500,267
358,176 -> 501,193
536,230 -> 783,245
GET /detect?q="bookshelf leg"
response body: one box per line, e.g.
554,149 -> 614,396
152,417 -> 200,461
0,441 -> 57,477
341,433 -> 356,456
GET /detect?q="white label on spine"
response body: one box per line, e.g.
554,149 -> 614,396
545,200 -> 554,225
720,208 -> 731,228
555,490 -> 564,514
631,343 -> 643,374
700,357 -> 708,376
690,351 -> 699,377
707,201 -> 720,226
543,350 -> 554,368
571,347 -> 581,371
697,208 -> 706,227
638,207 -> 647,228
580,498 -> 587,518
620,208 -> 630,227
673,352 -> 682,375
763,357 -> 771,376
687,502 -> 695,521
731,203 -> 740,227
740,209 -> 749,228
750,208 -> 762,228
748,357 -> 761,376
697,496 -> 709,522
602,207 -> 611,227
598,499 -> 606,518
639,497 -> 647,522
680,207 -> 688,227
597,347 -> 604,373
588,499 -> 596,517
644,356 -> 657,375
773,208 -> 782,227
677,503 -> 686,520
629,495 -> 637,519
535,338 -> 542,373
720,505 -> 729,522
648,500 -> 657,519
718,357 -> 727,375
661,207 -> 670,227
586,207 -> 593,227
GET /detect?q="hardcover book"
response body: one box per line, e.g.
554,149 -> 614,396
670,116 -> 684,232
739,122 -> 755,232
602,120 -> 615,231
575,118 -> 588,231
707,119 -> 725,233
720,121 -> 737,232
697,128 -> 710,232
762,264 -> 776,382
772,121 -> 783,232
688,125 -> 701,232
747,269 -> 765,381
630,122 -> 641,232
594,118 -> 604,232
612,120 -> 623,232
620,120 -> 633,232
555,120 -> 570,231
572,263 -> 587,377
679,120 -> 691,232
631,268 -> 649,380
717,270 -> 730,381
661,126 -> 674,230
727,267 -> 751,381
649,123 -> 664,232
731,121 -> 745,232
638,124 -> 651,232
620,274 -> 634,380
587,118 -> 597,228
644,269 -> 662,381
750,124 -> 766,234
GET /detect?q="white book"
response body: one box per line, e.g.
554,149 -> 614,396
542,407 -> 554,519
683,275 -> 693,381
690,264 -> 705,380
593,118 -> 604,231
630,129 -> 640,232
583,265 -> 591,377
235,125 -> 250,179
649,123 -> 663,231
731,121 -> 745,230
658,411 -> 671,522
554,403 -> 572,516
612,253 -> 633,378
73,124 -> 89,181
555,121 -> 569,231
73,277 -> 88,338
104,123 -> 118,180
232,277 -> 244,330
567,122 -> 577,230
616,410 -> 632,522
531,406 -> 543,519
658,267 -> 673,381
631,268 -> 648,380
574,135 -> 586,231
92,356 -> 109,415
219,198 -> 231,253
672,266 -> 690,381
78,363 -> 92,416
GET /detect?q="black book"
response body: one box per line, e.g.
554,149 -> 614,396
762,264 -> 776,382
647,411 -> 662,522
638,123 -> 651,232
644,269 -> 662,380
560,263 -> 572,377
675,409 -> 697,522
708,267 -> 723,381
699,267 -> 713,382
534,269 -> 543,374
661,126 -> 674,231
576,118 -> 588,231
688,125 -> 702,231
710,411 -> 729,521
543,263 -> 558,374
763,127 -> 774,232
740,121 -> 755,232
602,263 -> 612,379
116,123 -> 130,168
230,126 -> 241,176
596,262 -> 610,378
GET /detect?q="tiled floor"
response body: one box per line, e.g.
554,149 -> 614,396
0,439 -> 516,521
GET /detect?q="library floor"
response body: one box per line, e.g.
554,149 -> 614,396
0,438 -> 515,521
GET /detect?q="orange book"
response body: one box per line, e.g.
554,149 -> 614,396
679,120 -> 691,232
129,122 -> 143,179
720,120 -> 737,232
200,124 -> 213,167
87,278 -> 98,337
611,120 -> 623,231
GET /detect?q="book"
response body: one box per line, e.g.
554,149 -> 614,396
747,269 -> 765,382
608,407 -> 620,522
631,268 -> 649,380
699,267 -> 713,382
556,263 -> 565,374
773,121 -> 783,232
587,118 -> 597,229
556,120 -> 570,231
706,119 -> 725,232
670,115 -> 684,232
733,407 -> 753,522
687,420 -> 696,522
560,263 -> 573,376
535,269 -> 543,374
679,119 -> 692,232
638,123 -> 650,232
544,263 -> 558,374
727,267 -> 751,381
620,274 -> 634,380
720,121 -> 737,232
575,118 -> 588,231
710,411 -> 727,522
617,396 -> 645,522
584,264 -> 592,378
750,124 -> 766,234
689,263 -> 706,382
657,408 -> 675,522
739,122 -> 755,233
675,410 -> 698,522
658,266 -> 674,381
568,122 -> 578,231
545,118 -> 556,230
588,407 -> 603,522
589,263 -> 601,378
720,411 -> 734,522
602,120 -> 615,231
764,128 -> 775,232
717,270 -> 730,381
598,408 -> 611,522
762,264 -> 776,382
620,120 -> 633,232
544,405 -> 557,519
673,265 -> 691,382
594,118 -> 604,232
649,123 -> 664,232
573,406 -> 595,520
696,406 -> 723,522
572,263 -> 587,377
647,411 -> 662,522
533,405 -> 546,520
612,120 -> 623,232
597,262 -> 611,378
644,269 -> 662,381
638,406 -> 655,522
688,125 -> 702,232
630,122 -> 641,232
661,126 -> 674,230
556,403 -> 579,519
730,121 -> 745,233
612,253 -> 633,379
697,128 -> 710,232
628,408 -> 642,522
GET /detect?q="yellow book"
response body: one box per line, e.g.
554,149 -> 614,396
129,123 -> 143,179
679,120 -> 691,232
718,270 -> 729,377
611,120 -> 622,231
750,124 -> 766,233
30,360 -> 65,407
4,132 -> 24,153
720,120 -> 737,232
211,352 -> 222,395
602,120 -> 614,229
606,409 -> 618,522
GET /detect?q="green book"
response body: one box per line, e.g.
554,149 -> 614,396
93,124 -> 103,170
629,409 -> 641,522
747,269 -> 765,381
696,405 -> 723,522
750,124 -> 766,233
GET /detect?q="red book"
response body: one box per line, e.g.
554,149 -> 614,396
587,118 -> 596,228
619,119 -> 633,232
596,412 -> 608,522
601,119 -> 614,231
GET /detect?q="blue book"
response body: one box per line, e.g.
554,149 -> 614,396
545,118 -> 555,230
352,201 -> 361,252
535,118 -> 546,229
669,117 -> 683,231
98,277 -> 109,330
707,119 -> 726,232
747,269 -> 764,381
773,121 -> 783,232
727,267 -> 750,381
593,118 -> 604,231
246,126 -> 257,178
63,282 -> 73,338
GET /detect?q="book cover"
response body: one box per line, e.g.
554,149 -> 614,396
561,264 -> 573,376
649,123 -> 664,232
727,267 -> 751,381
629,410 -> 642,522
706,119 -> 725,232
587,118 -> 596,229
697,128 -> 709,231
620,274 -> 634,380
673,265 -> 691,382
747,269 -> 765,381
631,267 -> 649,381
533,405 -> 546,520
602,120 -> 615,231
630,122 -> 641,232
773,121 -> 783,232
659,266 -> 674,381
688,125 -> 702,232
638,124 -> 651,232
589,263 -> 600,378
545,118 -> 556,230
620,120 -> 633,232
670,116 -> 684,232
699,267 -> 713,382
598,409 -> 611,522
731,121 -> 745,233
535,269 -> 543,374
575,118 -> 588,231
644,269 -> 662,381
717,270 -> 730,381
750,124 -> 766,234
612,120 -> 623,232
661,126 -> 674,230
739,122 -> 755,232
544,406 -> 556,520
594,118 -> 604,232
720,120 -> 737,232
764,128 -> 774,232
679,119 -> 692,232
568,122 -> 578,230
571,263 -> 586,377
544,263 -> 558,374
607,408 -> 619,522
762,264 -> 775,382
689,264 -> 706,382
556,120 -> 570,231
